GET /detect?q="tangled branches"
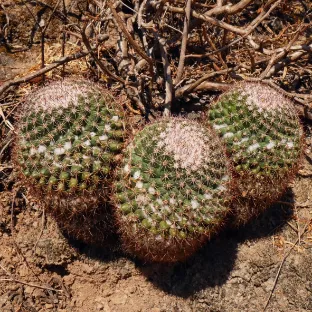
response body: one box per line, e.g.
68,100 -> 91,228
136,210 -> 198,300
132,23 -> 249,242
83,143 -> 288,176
1,0 -> 312,117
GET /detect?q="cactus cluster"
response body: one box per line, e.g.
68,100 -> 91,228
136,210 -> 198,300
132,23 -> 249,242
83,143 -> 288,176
208,82 -> 303,224
114,119 -> 232,262
13,79 -> 304,262
14,79 -> 126,242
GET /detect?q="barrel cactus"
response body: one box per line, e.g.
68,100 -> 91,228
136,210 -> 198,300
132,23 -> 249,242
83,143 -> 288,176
14,79 -> 126,242
208,82 -> 304,225
114,119 -> 233,262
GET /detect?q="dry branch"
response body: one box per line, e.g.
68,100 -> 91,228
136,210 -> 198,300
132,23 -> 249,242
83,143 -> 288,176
0,278 -> 63,293
1,0 -> 311,119
205,0 -> 253,17
80,23 -> 125,84
175,68 -> 232,98
156,33 -> 173,116
175,0 -> 192,84
0,51 -> 89,101
107,1 -> 154,78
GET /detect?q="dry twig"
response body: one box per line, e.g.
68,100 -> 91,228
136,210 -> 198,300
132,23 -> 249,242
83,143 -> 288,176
155,32 -> 173,116
263,218 -> 312,311
0,51 -> 89,102
0,277 -> 63,293
175,0 -> 192,84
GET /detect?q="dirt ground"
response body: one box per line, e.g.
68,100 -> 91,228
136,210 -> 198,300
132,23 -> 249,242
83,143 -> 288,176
1,1 -> 312,311
0,90 -> 312,312
0,144 -> 312,312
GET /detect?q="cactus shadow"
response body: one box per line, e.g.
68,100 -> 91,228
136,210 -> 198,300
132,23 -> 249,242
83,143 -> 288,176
64,232 -> 123,262
61,189 -> 294,297
135,188 -> 295,298
135,231 -> 238,298
233,187 -> 295,242
58,204 -> 123,262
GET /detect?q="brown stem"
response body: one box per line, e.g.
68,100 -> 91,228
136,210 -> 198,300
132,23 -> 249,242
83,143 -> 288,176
259,24 -> 308,79
40,0 -> 62,83
175,68 -> 232,97
205,0 -> 253,16
0,50 -> 89,101
61,0 -> 67,77
41,30 -> 45,83
156,33 -> 173,116
175,0 -> 192,84
81,23 -> 125,85
107,1 -> 154,78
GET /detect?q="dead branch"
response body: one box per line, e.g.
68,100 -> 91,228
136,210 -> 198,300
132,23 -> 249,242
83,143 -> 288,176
40,0 -> 62,83
184,0 -> 282,58
167,5 -> 246,35
2,0 -> 311,120
259,24 -> 309,79
175,0 -> 192,84
0,278 -> 63,293
0,253 -> 60,295
204,0 -> 253,17
0,50 -> 89,101
175,68 -> 232,98
61,0 -> 67,77
189,81 -> 230,92
24,0 -> 80,20
265,42 -> 312,78
155,32 -> 173,116
107,1 -> 154,78
80,23 -> 125,84
137,0 -> 151,54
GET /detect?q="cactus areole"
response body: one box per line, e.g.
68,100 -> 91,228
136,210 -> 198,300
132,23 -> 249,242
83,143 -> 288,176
208,82 -> 304,224
114,119 -> 233,262
14,79 -> 126,218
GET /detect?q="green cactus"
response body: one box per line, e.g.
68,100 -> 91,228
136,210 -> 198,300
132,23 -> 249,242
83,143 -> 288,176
114,119 -> 232,262
14,79 -> 126,242
208,82 -> 303,225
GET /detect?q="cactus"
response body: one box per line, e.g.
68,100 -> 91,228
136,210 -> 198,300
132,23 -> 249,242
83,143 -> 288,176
114,119 -> 232,262
208,82 -> 303,225
14,79 -> 126,243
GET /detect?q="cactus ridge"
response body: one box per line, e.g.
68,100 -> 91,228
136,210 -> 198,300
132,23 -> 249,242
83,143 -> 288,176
209,87 -> 301,178
208,82 -> 303,224
14,79 -> 127,243
16,79 -> 125,197
114,119 -> 232,262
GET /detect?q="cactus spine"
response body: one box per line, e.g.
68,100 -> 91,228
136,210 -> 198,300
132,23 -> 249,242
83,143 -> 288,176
208,82 -> 303,225
14,79 -> 126,242
114,119 -> 232,262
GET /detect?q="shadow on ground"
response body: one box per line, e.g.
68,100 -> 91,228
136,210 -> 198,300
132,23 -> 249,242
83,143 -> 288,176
63,188 -> 295,298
